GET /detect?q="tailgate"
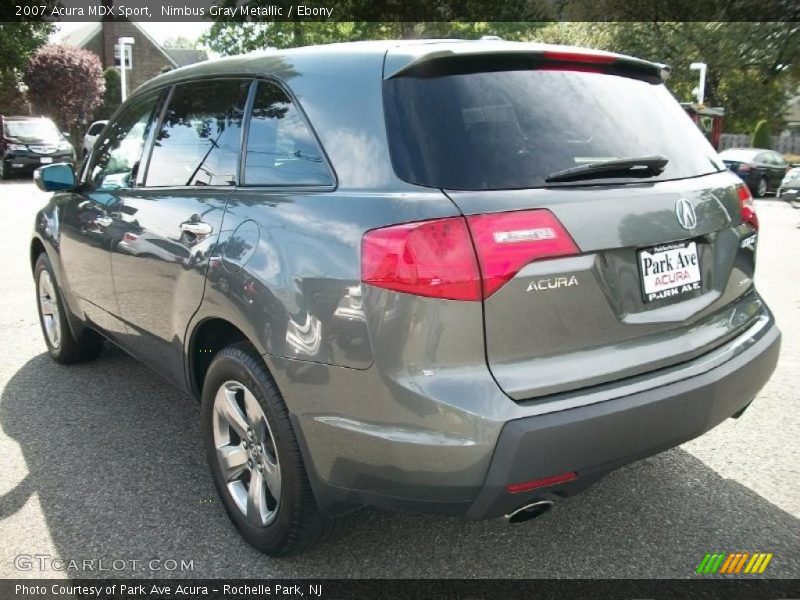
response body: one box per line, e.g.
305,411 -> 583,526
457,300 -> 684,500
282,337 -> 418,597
448,172 -> 761,399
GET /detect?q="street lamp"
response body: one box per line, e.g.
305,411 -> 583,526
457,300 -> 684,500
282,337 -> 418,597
118,36 -> 135,102
690,62 -> 707,105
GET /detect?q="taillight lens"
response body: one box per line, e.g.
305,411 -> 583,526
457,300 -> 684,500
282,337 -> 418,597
737,184 -> 759,230
362,210 -> 579,301
467,209 -> 579,298
361,217 -> 482,301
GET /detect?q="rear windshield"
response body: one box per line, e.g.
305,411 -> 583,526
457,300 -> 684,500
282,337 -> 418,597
384,68 -> 723,190
4,119 -> 61,141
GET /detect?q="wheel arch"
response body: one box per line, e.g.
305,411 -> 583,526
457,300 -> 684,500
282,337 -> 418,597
30,237 -> 46,273
187,317 -> 260,400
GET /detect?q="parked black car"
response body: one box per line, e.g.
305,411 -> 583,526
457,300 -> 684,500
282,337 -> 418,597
719,147 -> 789,197
0,116 -> 74,179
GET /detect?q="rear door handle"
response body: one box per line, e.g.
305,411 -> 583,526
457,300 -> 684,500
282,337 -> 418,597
180,221 -> 213,236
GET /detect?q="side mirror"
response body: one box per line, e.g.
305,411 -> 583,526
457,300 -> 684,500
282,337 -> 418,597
34,163 -> 77,192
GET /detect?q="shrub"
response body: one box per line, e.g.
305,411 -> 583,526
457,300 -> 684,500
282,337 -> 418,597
23,45 -> 104,139
95,67 -> 121,120
751,119 -> 772,149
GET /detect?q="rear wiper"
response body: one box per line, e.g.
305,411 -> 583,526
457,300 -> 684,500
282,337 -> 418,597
545,155 -> 669,183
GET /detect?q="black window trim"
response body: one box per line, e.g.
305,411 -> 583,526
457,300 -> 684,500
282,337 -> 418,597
237,76 -> 338,191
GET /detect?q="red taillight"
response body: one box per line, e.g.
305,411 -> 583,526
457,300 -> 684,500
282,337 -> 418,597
362,210 -> 578,301
467,209 -> 579,298
737,184 -> 759,230
506,471 -> 577,494
361,217 -> 482,301
542,50 -> 617,65
123,232 -> 138,241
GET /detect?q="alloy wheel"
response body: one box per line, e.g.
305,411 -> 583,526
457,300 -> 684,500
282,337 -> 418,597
38,270 -> 61,349
212,380 -> 281,527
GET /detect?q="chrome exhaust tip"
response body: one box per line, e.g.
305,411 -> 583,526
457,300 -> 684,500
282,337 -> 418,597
505,500 -> 554,525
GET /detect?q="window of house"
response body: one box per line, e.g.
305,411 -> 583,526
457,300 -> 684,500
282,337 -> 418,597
242,81 -> 334,186
145,79 -> 250,187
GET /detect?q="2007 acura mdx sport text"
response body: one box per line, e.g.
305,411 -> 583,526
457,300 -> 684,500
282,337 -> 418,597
30,40 -> 781,555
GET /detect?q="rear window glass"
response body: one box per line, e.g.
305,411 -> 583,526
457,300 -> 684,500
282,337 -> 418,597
384,68 -> 723,190
243,81 -> 334,186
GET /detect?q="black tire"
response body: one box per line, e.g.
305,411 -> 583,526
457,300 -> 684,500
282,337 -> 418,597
0,160 -> 9,180
201,342 -> 339,556
34,253 -> 104,364
755,176 -> 768,198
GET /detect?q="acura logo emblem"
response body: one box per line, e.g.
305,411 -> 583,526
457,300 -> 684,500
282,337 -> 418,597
675,199 -> 697,230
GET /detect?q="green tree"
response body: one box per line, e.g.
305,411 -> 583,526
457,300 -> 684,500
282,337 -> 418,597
163,36 -> 199,49
200,21 -> 548,54
752,119 -> 772,149
95,67 -> 121,120
0,22 -> 54,114
534,21 -> 800,134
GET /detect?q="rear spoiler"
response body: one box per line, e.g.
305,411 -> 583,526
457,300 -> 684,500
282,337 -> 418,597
384,44 -> 671,83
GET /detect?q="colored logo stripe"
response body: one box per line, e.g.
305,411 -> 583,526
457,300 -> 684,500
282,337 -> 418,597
697,553 -> 773,574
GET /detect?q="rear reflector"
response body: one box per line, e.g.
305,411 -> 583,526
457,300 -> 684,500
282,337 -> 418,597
467,209 -> 579,298
506,471 -> 577,494
362,210 -> 579,300
737,184 -> 759,230
361,217 -> 482,301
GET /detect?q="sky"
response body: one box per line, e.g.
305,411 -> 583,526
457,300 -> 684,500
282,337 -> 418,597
53,22 -> 213,46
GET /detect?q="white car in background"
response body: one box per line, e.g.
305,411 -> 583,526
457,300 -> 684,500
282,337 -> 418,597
82,120 -> 107,158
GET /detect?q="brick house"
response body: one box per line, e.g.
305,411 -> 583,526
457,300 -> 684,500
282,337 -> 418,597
61,21 -> 208,97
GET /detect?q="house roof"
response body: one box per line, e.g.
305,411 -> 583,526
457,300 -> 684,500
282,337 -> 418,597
59,22 -> 207,68
163,47 -> 208,67
59,23 -> 101,48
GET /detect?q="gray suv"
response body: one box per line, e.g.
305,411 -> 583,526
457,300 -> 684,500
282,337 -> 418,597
30,40 -> 780,555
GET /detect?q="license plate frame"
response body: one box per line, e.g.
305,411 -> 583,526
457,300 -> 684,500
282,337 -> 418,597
638,240 -> 702,303
39,157 -> 54,164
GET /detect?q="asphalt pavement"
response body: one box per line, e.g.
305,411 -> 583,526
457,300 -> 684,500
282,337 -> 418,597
0,179 -> 798,578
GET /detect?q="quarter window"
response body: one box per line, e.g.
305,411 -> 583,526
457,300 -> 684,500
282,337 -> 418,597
243,81 -> 333,186
146,79 -> 249,187
89,91 -> 160,190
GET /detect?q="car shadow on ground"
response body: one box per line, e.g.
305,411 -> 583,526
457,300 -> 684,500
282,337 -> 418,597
1,347 -> 799,578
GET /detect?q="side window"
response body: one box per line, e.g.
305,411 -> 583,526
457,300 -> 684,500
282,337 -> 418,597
771,152 -> 787,167
146,79 -> 249,187
243,81 -> 334,186
88,122 -> 105,136
89,92 -> 160,191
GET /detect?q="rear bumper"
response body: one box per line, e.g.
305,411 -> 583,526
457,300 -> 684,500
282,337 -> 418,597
467,319 -> 780,519
284,302 -> 780,519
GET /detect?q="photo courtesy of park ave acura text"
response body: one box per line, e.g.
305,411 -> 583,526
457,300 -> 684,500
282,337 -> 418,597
0,0 -> 799,596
